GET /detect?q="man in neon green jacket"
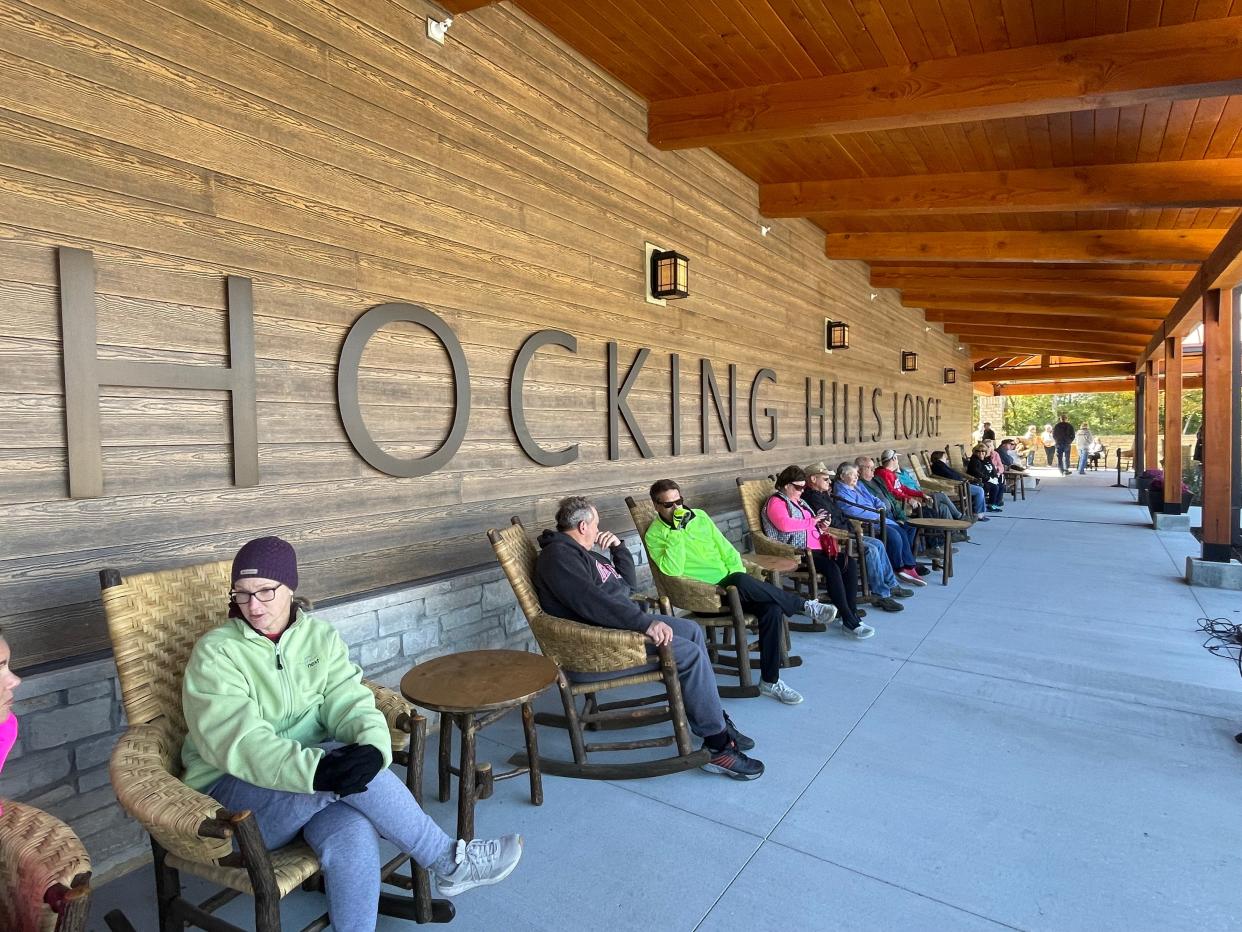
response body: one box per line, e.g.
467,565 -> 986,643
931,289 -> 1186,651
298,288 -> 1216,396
644,480 -> 836,705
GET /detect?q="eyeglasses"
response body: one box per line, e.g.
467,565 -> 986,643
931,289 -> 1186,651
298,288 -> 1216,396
230,586 -> 281,605
789,482 -> 806,490
655,497 -> 684,509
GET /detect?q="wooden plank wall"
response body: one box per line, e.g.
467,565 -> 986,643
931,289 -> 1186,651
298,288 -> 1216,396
0,0 -> 970,669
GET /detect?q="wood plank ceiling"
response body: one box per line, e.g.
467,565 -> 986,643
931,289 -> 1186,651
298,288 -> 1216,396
442,0 -> 1242,383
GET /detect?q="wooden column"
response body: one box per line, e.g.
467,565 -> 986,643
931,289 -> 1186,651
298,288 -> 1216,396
1143,357 -> 1161,474
1162,335 -> 1184,513
1201,288 -> 1236,559
1132,372 -> 1145,474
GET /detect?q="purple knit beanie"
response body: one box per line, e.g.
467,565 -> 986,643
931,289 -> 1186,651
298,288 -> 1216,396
231,536 -> 298,590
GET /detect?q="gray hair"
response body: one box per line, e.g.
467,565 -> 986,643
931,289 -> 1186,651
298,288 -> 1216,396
555,495 -> 596,531
853,455 -> 873,469
836,463 -> 858,480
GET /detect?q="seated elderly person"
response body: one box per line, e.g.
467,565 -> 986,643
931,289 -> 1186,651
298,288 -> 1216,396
762,466 -> 875,638
881,450 -> 967,525
535,496 -> 763,780
644,479 -> 837,704
852,457 -> 931,584
997,439 -> 1028,472
803,463 -> 909,612
0,626 -> 21,811
967,444 -> 1005,510
181,538 -> 522,932
929,449 -> 988,521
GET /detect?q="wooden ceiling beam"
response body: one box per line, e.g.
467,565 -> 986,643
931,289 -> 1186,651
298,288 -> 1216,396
1139,216 -> 1242,364
649,18 -> 1242,149
906,294 -> 1170,319
949,325 -> 1148,351
993,378 -> 1138,396
763,159 -> 1242,216
825,230 -> 1219,264
973,362 -> 1135,380
967,347 -> 1134,362
871,271 -> 1190,298
964,335 -> 1145,356
925,310 -> 1160,335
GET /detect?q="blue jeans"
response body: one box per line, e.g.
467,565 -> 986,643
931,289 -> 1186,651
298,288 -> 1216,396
878,520 -> 916,570
1077,450 -> 1089,474
209,752 -> 453,932
1055,443 -> 1071,472
861,536 -> 897,597
967,483 -> 986,515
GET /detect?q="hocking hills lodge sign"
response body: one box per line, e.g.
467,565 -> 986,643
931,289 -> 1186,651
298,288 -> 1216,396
57,248 -> 946,498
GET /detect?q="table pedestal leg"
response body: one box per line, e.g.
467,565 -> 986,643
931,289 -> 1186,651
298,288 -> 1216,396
457,715 -> 477,842
521,701 -> 543,806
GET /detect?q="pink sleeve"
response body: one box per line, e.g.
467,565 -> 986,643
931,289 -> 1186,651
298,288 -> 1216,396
0,714 -> 17,814
764,498 -> 823,547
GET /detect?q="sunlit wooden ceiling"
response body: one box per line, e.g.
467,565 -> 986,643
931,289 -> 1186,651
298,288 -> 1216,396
443,0 -> 1242,376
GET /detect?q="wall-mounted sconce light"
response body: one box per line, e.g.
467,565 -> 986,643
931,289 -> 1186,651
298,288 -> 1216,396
644,242 -> 689,305
426,15 -> 453,43
824,319 -> 849,352
901,351 -> 918,372
869,292 -> 878,302
760,224 -> 771,237
943,367 -> 956,384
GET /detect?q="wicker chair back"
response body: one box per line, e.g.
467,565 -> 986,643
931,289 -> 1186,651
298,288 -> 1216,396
735,478 -> 798,558
0,801 -> 92,932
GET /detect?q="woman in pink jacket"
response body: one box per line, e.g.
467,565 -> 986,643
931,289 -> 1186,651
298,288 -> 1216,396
762,466 -> 875,639
0,627 -> 23,808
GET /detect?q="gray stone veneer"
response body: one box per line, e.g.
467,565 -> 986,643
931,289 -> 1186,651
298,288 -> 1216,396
3,510 -> 749,881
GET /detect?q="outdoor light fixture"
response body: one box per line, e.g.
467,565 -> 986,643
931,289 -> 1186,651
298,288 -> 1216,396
649,248 -> 689,300
943,367 -> 956,384
901,351 -> 918,372
760,224 -> 771,237
824,319 -> 849,352
426,15 -> 452,43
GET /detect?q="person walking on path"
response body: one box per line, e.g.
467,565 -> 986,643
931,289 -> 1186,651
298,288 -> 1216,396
1075,422 -> 1096,475
1052,415 -> 1075,476
1040,424 -> 1056,467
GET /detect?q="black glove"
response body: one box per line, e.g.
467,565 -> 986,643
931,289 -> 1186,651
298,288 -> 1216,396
313,743 -> 384,797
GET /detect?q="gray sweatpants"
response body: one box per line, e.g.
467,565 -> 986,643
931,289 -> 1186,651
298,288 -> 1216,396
570,614 -> 726,739
208,755 -> 453,932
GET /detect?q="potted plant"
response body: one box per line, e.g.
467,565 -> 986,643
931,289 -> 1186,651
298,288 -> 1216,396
1146,470 -> 1192,521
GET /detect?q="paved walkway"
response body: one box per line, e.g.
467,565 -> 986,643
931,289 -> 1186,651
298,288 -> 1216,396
89,469 -> 1242,930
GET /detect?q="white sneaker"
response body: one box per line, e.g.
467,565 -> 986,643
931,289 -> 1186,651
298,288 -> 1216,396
758,679 -> 804,705
896,570 -> 927,587
803,600 -> 838,626
846,623 -> 876,639
436,834 -> 523,896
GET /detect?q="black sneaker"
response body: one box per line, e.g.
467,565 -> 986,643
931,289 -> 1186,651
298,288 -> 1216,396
914,564 -> 932,576
875,597 -> 904,612
723,712 -> 755,751
700,740 -> 764,780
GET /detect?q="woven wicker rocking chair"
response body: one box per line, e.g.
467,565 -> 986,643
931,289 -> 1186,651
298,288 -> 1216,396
0,800 -> 93,932
487,517 -> 708,780
624,497 -> 802,697
99,561 -> 454,932
734,478 -> 832,632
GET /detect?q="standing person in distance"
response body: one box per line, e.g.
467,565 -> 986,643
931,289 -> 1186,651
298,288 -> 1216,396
1040,423 -> 1056,467
1052,414 -> 1076,476
1075,421 -> 1096,476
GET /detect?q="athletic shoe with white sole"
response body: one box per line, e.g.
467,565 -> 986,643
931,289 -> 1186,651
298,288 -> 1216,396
845,623 -> 876,639
700,740 -> 764,780
803,600 -> 838,626
436,835 -> 523,897
897,570 -> 927,587
758,678 -> 804,705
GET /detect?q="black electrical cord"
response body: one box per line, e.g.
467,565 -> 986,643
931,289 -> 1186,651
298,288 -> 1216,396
1195,617 -> 1242,744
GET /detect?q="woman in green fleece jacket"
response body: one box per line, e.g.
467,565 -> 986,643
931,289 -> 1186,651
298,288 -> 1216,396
181,537 -> 522,932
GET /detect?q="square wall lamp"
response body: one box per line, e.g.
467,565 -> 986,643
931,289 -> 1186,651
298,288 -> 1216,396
943,367 -> 956,384
901,351 -> 918,372
824,319 -> 849,351
646,245 -> 689,301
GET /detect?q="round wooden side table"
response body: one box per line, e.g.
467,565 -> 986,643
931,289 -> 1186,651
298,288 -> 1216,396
400,649 -> 558,841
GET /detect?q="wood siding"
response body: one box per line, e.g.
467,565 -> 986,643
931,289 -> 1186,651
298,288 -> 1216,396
0,0 -> 968,669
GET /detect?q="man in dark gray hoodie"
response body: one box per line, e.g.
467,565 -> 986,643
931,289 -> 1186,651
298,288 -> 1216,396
535,495 -> 763,780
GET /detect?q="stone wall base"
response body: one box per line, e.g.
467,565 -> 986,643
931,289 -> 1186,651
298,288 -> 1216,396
1152,512 -> 1190,531
1185,557 -> 1242,590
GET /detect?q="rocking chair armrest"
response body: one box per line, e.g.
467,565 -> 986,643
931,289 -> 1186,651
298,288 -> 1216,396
660,574 -> 727,614
751,535 -> 801,560
740,558 -> 766,579
630,592 -> 672,614
363,680 -> 418,754
824,527 -> 850,542
109,723 -> 236,863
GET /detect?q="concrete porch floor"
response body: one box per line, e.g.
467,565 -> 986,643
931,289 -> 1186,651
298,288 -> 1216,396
88,468 -> 1242,931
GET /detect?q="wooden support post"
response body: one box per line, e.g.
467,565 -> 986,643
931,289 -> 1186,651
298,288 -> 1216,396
1162,335 -> 1184,513
1133,373 -> 1145,477
1144,357 -> 1161,474
1201,288 -> 1236,559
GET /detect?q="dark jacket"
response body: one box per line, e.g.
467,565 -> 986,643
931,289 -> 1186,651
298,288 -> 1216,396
931,459 -> 971,484
803,487 -> 848,526
981,427 -> 996,441
967,454 -> 1000,483
1052,421 -> 1075,445
534,530 -> 651,634
863,476 -> 907,522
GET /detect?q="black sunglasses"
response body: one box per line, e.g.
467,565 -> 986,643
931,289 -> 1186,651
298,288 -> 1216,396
655,497 -> 685,508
